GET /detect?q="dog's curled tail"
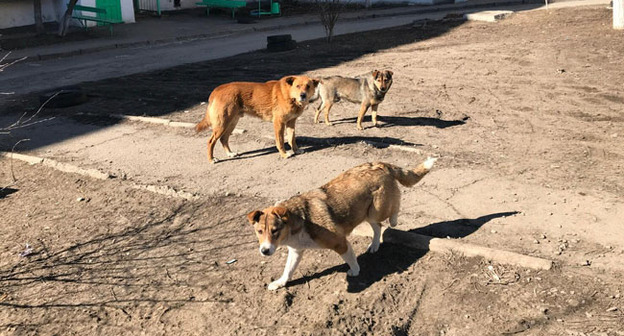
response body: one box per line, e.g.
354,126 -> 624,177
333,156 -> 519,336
390,157 -> 437,187
195,114 -> 211,133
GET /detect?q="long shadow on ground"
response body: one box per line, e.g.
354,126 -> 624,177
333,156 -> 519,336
288,211 -> 520,293
217,134 -> 422,162
332,115 -> 469,129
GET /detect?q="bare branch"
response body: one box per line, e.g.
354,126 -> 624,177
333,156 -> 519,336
317,0 -> 344,43
3,91 -> 60,132
0,52 -> 27,73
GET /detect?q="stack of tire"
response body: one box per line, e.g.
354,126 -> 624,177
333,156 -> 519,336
267,34 -> 297,52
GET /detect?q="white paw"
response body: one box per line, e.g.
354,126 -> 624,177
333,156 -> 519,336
293,148 -> 304,155
211,158 -> 220,164
367,242 -> 380,254
226,152 -> 240,158
423,157 -> 437,170
268,280 -> 286,290
347,267 -> 360,277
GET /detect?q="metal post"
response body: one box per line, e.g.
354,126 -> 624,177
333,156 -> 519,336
615,0 -> 623,29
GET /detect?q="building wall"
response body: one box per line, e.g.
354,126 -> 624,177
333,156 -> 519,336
0,0 -> 134,29
0,0 -> 66,29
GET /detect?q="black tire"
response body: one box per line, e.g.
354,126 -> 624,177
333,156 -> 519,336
267,40 -> 297,52
39,87 -> 88,108
267,34 -> 292,44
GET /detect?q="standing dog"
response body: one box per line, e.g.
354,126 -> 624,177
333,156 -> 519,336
195,76 -> 319,163
247,157 -> 436,290
312,70 -> 393,130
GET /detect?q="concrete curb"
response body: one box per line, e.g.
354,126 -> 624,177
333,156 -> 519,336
0,151 -> 199,200
4,0 -> 539,64
76,112 -> 246,133
353,226 -> 554,270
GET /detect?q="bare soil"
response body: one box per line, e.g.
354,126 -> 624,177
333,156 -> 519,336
1,6 -> 624,335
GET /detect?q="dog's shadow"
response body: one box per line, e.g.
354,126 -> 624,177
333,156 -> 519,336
331,115 -> 468,129
0,187 -> 18,199
287,211 -> 519,293
216,135 -> 422,162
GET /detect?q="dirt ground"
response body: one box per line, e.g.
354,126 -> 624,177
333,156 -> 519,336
1,5 -> 624,335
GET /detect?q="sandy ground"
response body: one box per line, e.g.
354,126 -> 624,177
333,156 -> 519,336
1,5 -> 624,335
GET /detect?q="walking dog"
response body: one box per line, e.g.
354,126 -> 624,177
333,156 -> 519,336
247,157 -> 436,290
312,70 -> 393,130
195,76 -> 319,163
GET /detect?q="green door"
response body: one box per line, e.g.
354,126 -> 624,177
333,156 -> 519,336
95,0 -> 122,24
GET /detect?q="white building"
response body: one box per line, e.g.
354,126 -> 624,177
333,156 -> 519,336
0,0 -> 135,30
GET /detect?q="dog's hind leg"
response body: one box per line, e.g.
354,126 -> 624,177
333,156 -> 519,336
366,222 -> 382,254
268,247 -> 304,290
338,240 -> 360,277
207,127 -> 225,163
220,115 -> 240,158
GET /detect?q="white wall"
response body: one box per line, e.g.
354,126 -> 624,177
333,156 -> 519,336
0,0 -> 134,29
121,0 -> 135,23
0,0 -> 65,29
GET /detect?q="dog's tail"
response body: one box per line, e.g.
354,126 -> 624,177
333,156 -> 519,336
389,157 -> 437,187
195,103 -> 211,133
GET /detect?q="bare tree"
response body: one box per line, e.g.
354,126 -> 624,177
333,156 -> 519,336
34,0 -> 45,34
317,0 -> 343,43
58,0 -> 79,37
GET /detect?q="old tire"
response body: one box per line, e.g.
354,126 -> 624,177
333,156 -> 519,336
267,39 -> 297,52
267,34 -> 292,44
39,87 -> 88,108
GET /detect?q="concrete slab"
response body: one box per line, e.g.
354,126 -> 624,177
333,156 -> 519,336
464,10 -> 514,22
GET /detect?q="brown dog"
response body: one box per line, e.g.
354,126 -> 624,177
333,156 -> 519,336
195,76 -> 319,163
312,70 -> 393,130
247,157 -> 436,290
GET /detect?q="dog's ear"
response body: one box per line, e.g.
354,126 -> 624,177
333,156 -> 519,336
312,78 -> 321,87
385,70 -> 393,78
372,70 -> 380,79
284,76 -> 296,86
272,206 -> 289,223
247,210 -> 263,224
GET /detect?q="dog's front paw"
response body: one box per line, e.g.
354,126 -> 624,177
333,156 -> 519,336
347,268 -> 360,277
280,152 -> 294,159
210,158 -> 220,164
293,148 -> 304,155
366,242 -> 380,254
268,279 -> 287,290
226,152 -> 240,158
357,125 -> 364,131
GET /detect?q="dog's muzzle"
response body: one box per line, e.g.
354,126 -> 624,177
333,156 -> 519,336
259,243 -> 276,256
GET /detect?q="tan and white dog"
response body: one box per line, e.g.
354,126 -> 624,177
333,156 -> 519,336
247,157 -> 436,290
